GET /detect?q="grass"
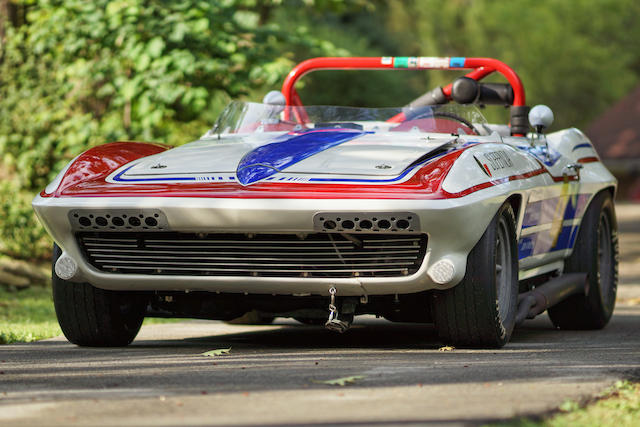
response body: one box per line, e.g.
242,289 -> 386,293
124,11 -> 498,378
489,380 -> 640,427
0,286 -> 61,344
0,285 -> 182,344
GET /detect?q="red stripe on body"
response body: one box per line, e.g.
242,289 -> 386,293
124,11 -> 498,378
577,156 -> 599,164
55,148 -> 551,200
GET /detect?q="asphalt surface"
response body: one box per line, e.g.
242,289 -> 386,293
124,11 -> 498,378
1,205 -> 640,427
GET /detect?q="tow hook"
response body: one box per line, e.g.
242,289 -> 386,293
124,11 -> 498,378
325,286 -> 355,333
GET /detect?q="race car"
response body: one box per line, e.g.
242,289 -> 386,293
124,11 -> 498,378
33,57 -> 618,348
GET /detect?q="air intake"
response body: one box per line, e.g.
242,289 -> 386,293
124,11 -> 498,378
69,209 -> 168,231
313,212 -> 419,233
77,232 -> 427,278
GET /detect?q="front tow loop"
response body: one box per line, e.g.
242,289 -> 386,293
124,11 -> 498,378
325,286 -> 355,333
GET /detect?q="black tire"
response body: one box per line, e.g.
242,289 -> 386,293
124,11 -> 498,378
547,191 -> 618,329
431,202 -> 518,348
52,244 -> 146,347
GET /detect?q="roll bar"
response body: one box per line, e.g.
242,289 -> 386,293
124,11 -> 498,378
281,57 -> 528,135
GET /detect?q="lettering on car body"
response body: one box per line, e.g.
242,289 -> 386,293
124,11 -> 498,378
483,151 -> 513,170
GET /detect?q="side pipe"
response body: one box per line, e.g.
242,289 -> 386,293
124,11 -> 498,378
515,273 -> 588,326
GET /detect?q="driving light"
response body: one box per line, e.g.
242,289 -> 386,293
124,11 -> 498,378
428,259 -> 455,284
55,253 -> 79,281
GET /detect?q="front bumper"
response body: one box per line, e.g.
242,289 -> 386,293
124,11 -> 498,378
33,194 -> 503,296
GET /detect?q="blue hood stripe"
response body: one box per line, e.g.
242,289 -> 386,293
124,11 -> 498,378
236,128 -> 368,185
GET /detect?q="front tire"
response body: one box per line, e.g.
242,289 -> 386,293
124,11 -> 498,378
431,202 -> 518,348
547,191 -> 618,329
52,244 -> 146,347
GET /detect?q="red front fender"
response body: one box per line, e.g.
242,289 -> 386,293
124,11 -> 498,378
42,142 -> 169,197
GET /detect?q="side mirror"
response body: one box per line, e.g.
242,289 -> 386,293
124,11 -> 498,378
262,90 -> 286,106
262,90 -> 286,121
528,105 -> 554,133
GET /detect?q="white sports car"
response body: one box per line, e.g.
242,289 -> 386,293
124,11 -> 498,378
33,57 -> 618,348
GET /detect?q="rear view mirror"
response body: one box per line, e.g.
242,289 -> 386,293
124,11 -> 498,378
528,105 -> 554,133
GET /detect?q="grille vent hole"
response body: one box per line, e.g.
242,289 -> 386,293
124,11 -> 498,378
323,220 -> 336,230
359,219 -> 372,229
396,219 -> 410,229
112,217 -> 125,226
145,217 -> 158,227
341,220 -> 355,229
95,217 -> 108,226
377,219 -> 391,229
128,217 -> 141,226
79,217 -> 91,226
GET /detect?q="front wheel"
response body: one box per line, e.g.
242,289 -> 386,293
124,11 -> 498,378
52,244 -> 146,347
431,202 -> 519,348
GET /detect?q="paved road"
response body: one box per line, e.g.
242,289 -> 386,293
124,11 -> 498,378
1,205 -> 639,426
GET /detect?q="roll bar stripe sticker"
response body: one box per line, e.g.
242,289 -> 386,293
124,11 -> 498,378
449,57 -> 466,67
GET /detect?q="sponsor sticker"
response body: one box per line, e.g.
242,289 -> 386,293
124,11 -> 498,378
381,57 -> 393,65
418,57 -> 450,69
483,151 -> 513,170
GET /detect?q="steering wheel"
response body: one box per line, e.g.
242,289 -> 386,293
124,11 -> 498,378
405,110 -> 480,135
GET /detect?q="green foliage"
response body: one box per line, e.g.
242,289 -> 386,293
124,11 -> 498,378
0,181 -> 51,259
0,286 -> 61,344
0,0 -> 346,259
486,381 -> 640,427
384,0 -> 640,129
0,0 -> 638,260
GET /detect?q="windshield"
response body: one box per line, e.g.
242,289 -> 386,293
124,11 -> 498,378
207,101 -> 487,137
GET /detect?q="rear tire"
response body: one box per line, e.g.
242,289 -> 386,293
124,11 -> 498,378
52,244 -> 146,347
547,192 -> 618,329
431,202 -> 518,348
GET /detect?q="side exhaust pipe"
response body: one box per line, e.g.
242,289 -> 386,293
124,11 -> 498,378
515,273 -> 588,326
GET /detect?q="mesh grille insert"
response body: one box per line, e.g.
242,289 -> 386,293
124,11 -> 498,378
77,232 -> 427,278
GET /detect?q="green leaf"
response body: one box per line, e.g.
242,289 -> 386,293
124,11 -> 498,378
146,37 -> 165,58
312,375 -> 365,386
201,348 -> 231,357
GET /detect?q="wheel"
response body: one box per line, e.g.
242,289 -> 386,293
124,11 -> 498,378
547,191 -> 618,329
405,110 -> 480,135
52,244 -> 146,347
431,202 -> 518,348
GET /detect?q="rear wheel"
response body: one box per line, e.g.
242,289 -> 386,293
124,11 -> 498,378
431,202 -> 518,348
547,192 -> 618,329
52,244 -> 146,347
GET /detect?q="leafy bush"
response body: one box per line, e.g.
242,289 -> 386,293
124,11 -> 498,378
0,181 -> 51,259
0,0 -> 347,259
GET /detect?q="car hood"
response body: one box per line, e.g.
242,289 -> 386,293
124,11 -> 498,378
115,130 -> 455,185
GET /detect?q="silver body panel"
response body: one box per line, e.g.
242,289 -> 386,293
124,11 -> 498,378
33,128 -> 617,296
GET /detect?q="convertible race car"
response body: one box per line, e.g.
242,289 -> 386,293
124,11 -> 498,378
33,57 -> 618,348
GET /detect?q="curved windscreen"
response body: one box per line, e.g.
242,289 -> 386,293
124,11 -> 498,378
206,101 -> 487,137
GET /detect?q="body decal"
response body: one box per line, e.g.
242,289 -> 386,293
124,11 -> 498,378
518,193 -> 590,259
516,144 -> 562,167
572,142 -> 593,151
236,128 -> 368,185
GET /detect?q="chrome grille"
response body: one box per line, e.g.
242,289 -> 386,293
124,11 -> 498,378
77,232 -> 427,278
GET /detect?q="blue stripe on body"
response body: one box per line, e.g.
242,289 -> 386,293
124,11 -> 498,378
572,143 -> 592,151
112,139 -> 472,185
236,128 -> 368,185
515,145 -> 562,167
518,193 -> 591,259
112,164 -> 197,182
518,225 -> 578,260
